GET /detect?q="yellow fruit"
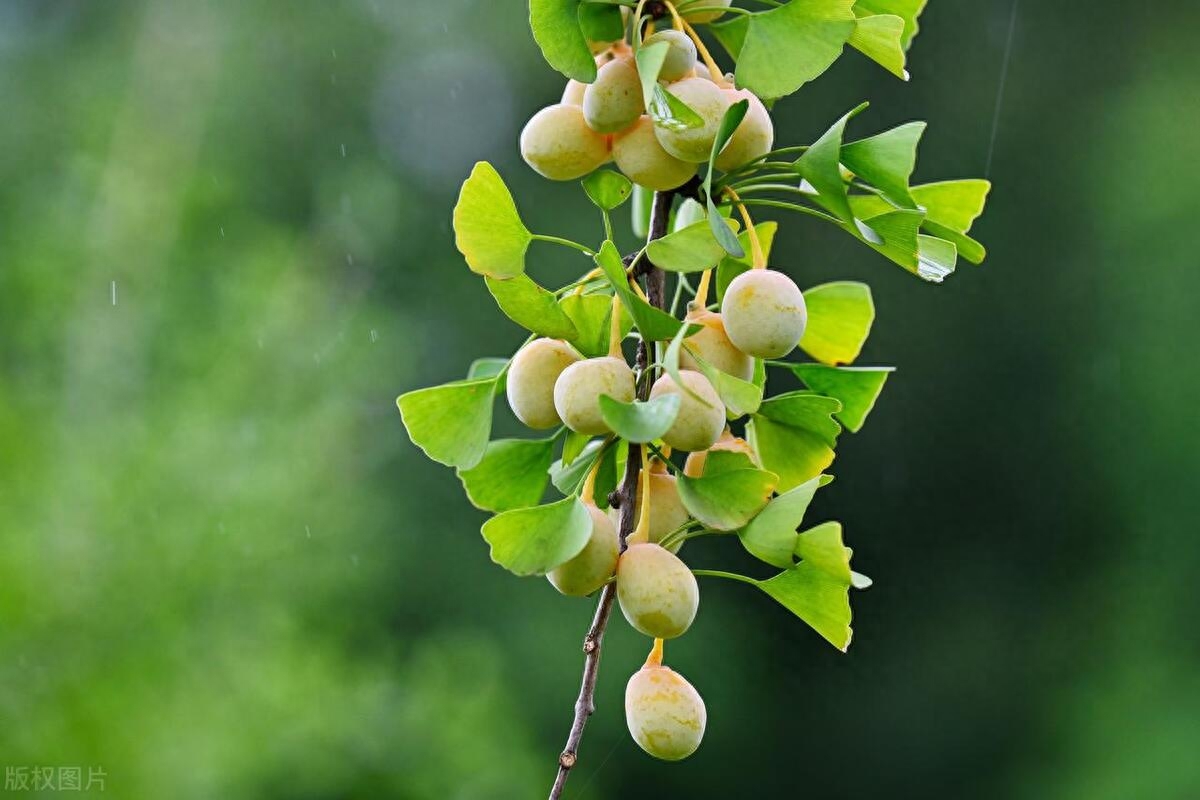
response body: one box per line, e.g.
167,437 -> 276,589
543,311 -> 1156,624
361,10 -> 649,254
547,503 -> 619,596
649,370 -> 725,452
678,309 -> 754,381
643,29 -> 697,82
653,78 -> 732,163
683,429 -> 757,478
714,88 -> 774,172
506,339 -> 581,429
583,56 -> 643,134
520,104 -> 610,181
617,542 -> 699,639
553,356 -> 636,435
561,79 -> 587,106
632,460 -> 691,549
612,116 -> 697,191
625,660 -> 706,761
678,0 -> 732,24
720,269 -> 807,358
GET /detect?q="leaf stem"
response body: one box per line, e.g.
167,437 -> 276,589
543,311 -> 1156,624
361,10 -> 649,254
692,568 -> 758,586
735,198 -> 842,225
533,233 -> 596,257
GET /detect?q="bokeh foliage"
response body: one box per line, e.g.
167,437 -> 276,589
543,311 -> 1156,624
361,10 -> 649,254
0,1 -> 1195,797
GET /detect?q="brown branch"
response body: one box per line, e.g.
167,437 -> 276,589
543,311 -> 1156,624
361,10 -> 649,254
548,186 -> 677,800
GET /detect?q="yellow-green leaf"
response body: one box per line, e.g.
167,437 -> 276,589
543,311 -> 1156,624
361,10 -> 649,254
453,162 -> 532,279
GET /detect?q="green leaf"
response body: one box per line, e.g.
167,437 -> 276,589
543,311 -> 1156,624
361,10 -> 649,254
486,275 -> 579,339
550,438 -> 604,495
705,100 -> 749,257
794,103 -> 869,224
530,0 -> 598,83
842,206 -> 927,277
790,364 -> 893,433
794,520 -> 852,584
637,42 -> 703,132
592,438 -> 624,509
458,438 -> 555,512
481,496 -> 593,576
598,393 -> 681,443
716,221 -> 777,302
912,179 -> 991,232
595,240 -> 689,341
560,293 -> 631,358
801,281 -> 876,365
757,391 -> 843,447
709,15 -> 749,61
578,1 -> 624,43
854,0 -> 927,49
397,377 -> 496,470
646,218 -> 741,272
701,449 -> 757,477
849,13 -> 908,79
917,234 -> 958,282
562,430 -> 593,466
582,169 -> 633,211
739,474 -> 833,568
467,357 -> 509,394
453,162 -> 533,279
689,350 -> 763,418
678,468 -> 779,531
756,561 -> 853,650
747,415 -> 836,493
735,0 -> 857,99
841,121 -> 925,208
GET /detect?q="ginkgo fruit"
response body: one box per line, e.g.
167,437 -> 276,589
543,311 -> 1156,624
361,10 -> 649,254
643,29 -> 697,82
678,0 -> 731,24
553,356 -> 636,435
612,116 -> 697,191
625,648 -> 706,761
653,77 -> 731,163
547,503 -> 619,597
720,269 -> 808,358
634,459 -> 691,549
684,429 -> 757,478
561,79 -> 587,106
617,542 -> 699,639
506,338 -> 581,429
714,88 -> 774,172
520,104 -> 611,181
583,56 -> 643,134
649,370 -> 725,452
678,309 -> 754,381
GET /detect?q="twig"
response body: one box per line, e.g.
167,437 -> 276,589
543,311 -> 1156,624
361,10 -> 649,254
548,185 -> 677,800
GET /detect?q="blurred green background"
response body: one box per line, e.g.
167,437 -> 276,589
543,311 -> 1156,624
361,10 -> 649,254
1,1 -> 1194,797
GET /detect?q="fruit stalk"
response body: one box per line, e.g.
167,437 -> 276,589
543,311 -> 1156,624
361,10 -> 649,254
549,186 -> 677,800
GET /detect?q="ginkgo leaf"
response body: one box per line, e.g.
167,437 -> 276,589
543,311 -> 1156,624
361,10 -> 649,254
481,496 -> 593,576
849,12 -> 909,79
458,438 -> 555,512
677,468 -> 778,531
757,561 -> 853,651
397,377 -> 496,470
854,0 -> 927,49
736,0 -> 857,99
486,275 -> 578,339
789,364 -> 893,432
530,0 -> 598,83
801,281 -> 876,365
739,474 -> 833,568
453,162 -> 532,279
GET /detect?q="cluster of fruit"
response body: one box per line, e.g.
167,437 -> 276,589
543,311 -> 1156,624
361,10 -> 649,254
506,252 -> 807,760
520,10 -> 772,190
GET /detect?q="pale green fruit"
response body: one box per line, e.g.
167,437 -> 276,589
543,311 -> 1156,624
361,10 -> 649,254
612,116 -> 697,191
673,198 -> 706,231
683,430 -> 757,478
653,77 -> 731,163
625,662 -> 706,761
617,542 -> 699,639
721,269 -> 808,358
714,88 -> 774,172
562,79 -> 587,106
548,504 -> 619,596
553,356 -> 636,435
633,461 -> 691,550
678,309 -> 754,381
507,339 -> 581,429
643,29 -> 697,82
520,104 -> 611,181
649,370 -> 725,452
678,0 -> 732,24
583,56 -> 643,134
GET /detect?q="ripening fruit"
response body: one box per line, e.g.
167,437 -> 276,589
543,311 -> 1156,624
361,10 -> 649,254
721,269 -> 808,359
520,104 -> 611,181
612,116 -> 697,191
679,0 -> 732,24
617,542 -> 699,639
679,309 -> 754,381
714,88 -> 774,172
634,460 -> 691,549
684,429 -> 757,477
583,56 -> 643,134
553,356 -> 636,435
507,339 -> 582,429
548,503 -> 619,596
625,660 -> 706,761
562,79 -> 587,106
653,77 -> 732,163
649,370 -> 725,452
643,29 -> 697,82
